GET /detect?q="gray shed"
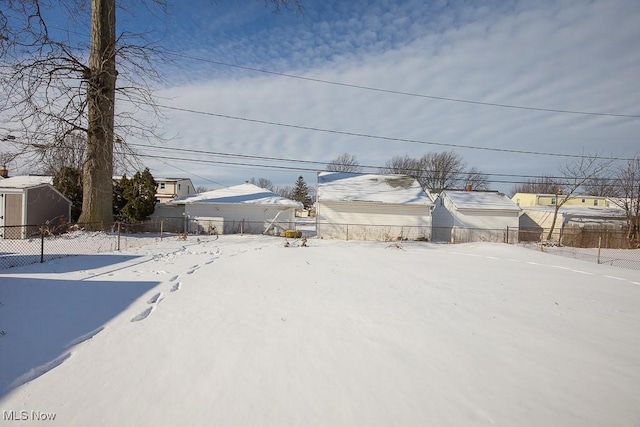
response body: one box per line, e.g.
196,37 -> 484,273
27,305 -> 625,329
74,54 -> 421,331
0,176 -> 72,239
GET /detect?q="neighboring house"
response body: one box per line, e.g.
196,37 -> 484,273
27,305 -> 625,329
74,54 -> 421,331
432,190 -> 521,243
512,192 -> 612,208
152,182 -> 302,235
519,206 -> 627,247
316,172 -> 433,241
0,176 -> 71,239
154,177 -> 196,203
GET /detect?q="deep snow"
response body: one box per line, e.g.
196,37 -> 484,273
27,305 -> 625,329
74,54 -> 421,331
1,235 -> 639,426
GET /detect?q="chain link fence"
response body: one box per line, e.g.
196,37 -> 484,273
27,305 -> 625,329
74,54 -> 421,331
0,222 -> 171,271
1,219 -> 638,271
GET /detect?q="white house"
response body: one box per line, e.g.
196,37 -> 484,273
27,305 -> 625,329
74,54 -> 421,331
0,176 -> 71,239
152,182 -> 302,235
432,190 -> 521,243
316,172 -> 433,241
154,177 -> 196,203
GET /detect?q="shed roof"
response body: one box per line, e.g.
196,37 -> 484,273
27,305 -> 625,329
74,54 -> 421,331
0,175 -> 53,189
317,172 -> 432,205
170,183 -> 302,208
443,190 -> 521,212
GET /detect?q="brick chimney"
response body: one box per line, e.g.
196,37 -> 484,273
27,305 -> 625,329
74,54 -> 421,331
0,167 -> 8,178
465,182 -> 473,191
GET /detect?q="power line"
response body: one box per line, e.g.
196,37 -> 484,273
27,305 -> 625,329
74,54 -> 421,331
156,103 -> 632,161
166,52 -> 640,119
128,141 -> 614,181
117,151 -> 615,187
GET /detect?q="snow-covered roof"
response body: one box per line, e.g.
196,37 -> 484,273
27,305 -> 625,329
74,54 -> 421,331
169,183 -> 302,208
522,205 -> 627,219
443,190 -> 521,211
317,172 -> 432,205
0,175 -> 53,189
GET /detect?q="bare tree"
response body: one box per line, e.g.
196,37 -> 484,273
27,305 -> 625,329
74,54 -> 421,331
196,186 -> 210,193
36,132 -> 87,175
274,185 -> 292,199
546,153 -> 612,241
420,151 -> 466,190
248,177 -> 275,191
381,152 -> 482,191
326,153 -> 362,173
611,155 -> 640,248
463,167 -> 489,191
1,0 -> 164,228
510,176 -> 561,197
583,175 -> 619,197
379,154 -> 424,181
1,0 -> 301,229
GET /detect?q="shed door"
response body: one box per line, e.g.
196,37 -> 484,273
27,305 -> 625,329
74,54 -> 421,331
3,193 -> 23,239
0,193 -> 3,237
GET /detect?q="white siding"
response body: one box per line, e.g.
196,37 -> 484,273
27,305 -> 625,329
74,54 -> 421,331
432,194 -> 520,243
185,204 -> 296,235
317,201 -> 431,241
152,203 -> 297,235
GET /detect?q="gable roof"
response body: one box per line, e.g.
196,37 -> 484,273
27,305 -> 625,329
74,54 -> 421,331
0,175 -> 53,189
169,183 -> 302,208
317,172 -> 432,205
442,190 -> 521,212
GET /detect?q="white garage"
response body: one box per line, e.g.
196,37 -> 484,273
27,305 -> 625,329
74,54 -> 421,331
152,183 -> 302,235
316,172 -> 433,241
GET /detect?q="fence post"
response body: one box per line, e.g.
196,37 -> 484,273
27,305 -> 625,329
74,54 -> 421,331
346,224 -> 349,241
40,225 -> 45,263
117,222 -> 121,251
160,220 -> 164,241
505,226 -> 509,244
597,236 -> 602,264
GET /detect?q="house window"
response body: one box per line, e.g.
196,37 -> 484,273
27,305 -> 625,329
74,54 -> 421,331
582,198 -> 586,203
159,183 -> 165,190
594,199 -> 598,206
551,198 -> 555,205
178,184 -> 181,191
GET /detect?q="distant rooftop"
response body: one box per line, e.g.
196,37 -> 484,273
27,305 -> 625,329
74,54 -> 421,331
170,182 -> 302,208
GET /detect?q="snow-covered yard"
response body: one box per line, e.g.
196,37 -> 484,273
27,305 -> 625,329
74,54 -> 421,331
1,235 -> 639,426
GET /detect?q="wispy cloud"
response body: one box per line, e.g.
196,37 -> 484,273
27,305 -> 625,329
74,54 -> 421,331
138,0 -> 640,191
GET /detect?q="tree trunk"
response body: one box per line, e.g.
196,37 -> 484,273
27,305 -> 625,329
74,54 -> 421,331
546,203 -> 561,241
78,0 -> 116,228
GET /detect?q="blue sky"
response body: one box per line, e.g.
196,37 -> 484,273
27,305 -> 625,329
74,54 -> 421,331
13,0 -> 640,193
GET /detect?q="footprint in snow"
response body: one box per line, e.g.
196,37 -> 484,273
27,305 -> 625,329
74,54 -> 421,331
131,306 -> 154,322
169,275 -> 179,282
170,282 -> 181,292
66,326 -> 105,348
147,292 -> 164,305
9,352 -> 72,389
186,265 -> 200,275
